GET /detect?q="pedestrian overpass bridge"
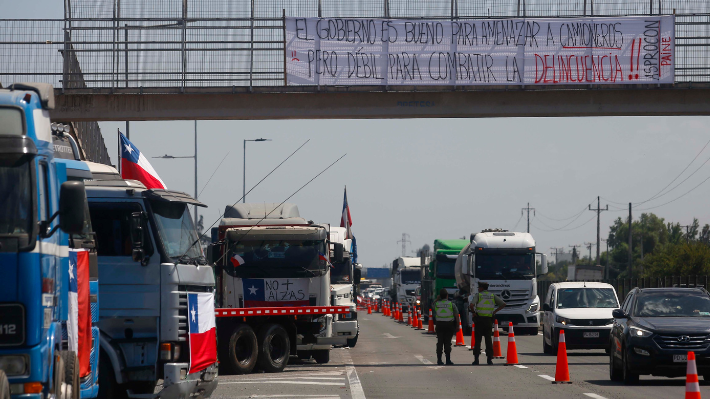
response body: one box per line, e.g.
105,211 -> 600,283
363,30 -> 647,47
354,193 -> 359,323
2,0 -> 710,122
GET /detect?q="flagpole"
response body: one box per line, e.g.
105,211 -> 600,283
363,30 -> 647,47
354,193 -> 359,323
117,128 -> 121,174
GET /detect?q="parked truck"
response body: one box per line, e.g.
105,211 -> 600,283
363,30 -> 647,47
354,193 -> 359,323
208,203 -> 348,374
421,240 -> 467,326
0,83 -> 88,398
326,226 -> 360,347
390,257 -> 421,311
455,230 -> 547,335
85,177 -> 218,398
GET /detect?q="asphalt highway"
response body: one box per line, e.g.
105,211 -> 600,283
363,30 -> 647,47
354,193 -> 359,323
212,311 -> 709,399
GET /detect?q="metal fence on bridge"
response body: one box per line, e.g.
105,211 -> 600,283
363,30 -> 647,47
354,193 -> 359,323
1,0 -> 710,90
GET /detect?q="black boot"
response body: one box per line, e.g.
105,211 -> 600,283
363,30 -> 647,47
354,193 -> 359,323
487,357 -> 493,365
471,356 -> 479,365
445,354 -> 454,365
437,354 -> 444,365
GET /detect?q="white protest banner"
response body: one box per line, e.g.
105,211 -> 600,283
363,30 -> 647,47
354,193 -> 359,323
285,16 -> 674,86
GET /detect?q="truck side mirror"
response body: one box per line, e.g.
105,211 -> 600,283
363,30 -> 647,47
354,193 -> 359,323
206,244 -> 221,265
461,254 -> 469,275
334,243 -> 344,263
353,268 -> 361,284
538,253 -> 548,276
129,211 -> 147,265
58,181 -> 87,235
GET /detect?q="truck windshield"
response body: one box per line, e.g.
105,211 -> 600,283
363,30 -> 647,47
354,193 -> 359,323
330,258 -> 352,283
634,292 -> 710,317
475,252 -> 534,280
401,270 -> 420,285
150,200 -> 203,261
436,260 -> 456,279
556,288 -> 618,309
229,239 -> 327,278
0,156 -> 33,236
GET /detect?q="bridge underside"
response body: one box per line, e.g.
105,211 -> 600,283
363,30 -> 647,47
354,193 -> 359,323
51,84 -> 710,122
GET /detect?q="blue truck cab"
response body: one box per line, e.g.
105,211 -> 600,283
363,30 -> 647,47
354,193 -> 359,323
0,83 -> 89,399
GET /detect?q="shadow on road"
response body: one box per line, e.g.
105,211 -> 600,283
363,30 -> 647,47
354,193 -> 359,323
585,378 -> 707,387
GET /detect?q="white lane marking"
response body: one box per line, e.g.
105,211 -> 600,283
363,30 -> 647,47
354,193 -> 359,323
383,333 -> 400,339
220,381 -> 344,386
414,355 -> 433,365
233,377 -> 346,381
232,396 -> 340,398
514,365 -> 528,369
584,394 -> 609,399
538,375 -> 555,382
343,350 -> 367,399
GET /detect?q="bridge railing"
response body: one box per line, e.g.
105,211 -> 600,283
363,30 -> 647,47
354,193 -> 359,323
1,0 -> 710,91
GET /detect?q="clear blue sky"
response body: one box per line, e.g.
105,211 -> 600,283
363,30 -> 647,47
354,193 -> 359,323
6,2 -> 710,268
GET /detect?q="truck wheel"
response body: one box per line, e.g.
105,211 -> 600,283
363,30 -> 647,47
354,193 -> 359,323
60,351 -> 80,399
312,350 -> 330,364
346,332 -> 359,348
98,351 -> 127,399
53,353 -> 66,399
0,370 -> 10,399
257,324 -> 290,373
226,324 -> 258,375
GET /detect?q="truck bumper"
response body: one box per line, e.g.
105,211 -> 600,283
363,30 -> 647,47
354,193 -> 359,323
156,362 -> 218,399
492,311 -> 540,328
297,344 -> 331,351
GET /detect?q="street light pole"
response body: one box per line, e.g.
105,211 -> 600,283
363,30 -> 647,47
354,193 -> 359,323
243,138 -> 271,203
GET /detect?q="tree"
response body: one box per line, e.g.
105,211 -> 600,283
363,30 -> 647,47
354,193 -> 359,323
642,241 -> 710,277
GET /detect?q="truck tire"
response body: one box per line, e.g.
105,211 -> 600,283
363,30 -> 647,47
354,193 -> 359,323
346,332 -> 359,348
98,351 -> 127,399
53,353 -> 66,399
311,350 -> 330,364
0,370 -> 10,399
60,351 -> 80,399
256,324 -> 290,373
225,324 -> 258,375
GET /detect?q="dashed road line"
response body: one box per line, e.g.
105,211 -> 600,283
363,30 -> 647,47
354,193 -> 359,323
414,354 -> 433,365
584,394 -> 609,399
513,365 -> 528,369
538,374 -> 555,382
343,349 -> 367,399
383,333 -> 400,339
220,381 -> 345,386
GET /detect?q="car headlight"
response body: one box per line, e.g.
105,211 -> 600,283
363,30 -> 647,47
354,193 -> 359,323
416,299 -> 421,305
527,303 -> 539,313
629,326 -> 653,338
555,316 -> 571,326
0,355 -> 28,376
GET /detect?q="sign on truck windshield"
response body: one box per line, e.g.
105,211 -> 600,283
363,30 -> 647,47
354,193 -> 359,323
475,252 -> 534,280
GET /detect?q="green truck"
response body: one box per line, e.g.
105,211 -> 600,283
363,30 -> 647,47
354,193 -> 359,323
421,239 -> 468,328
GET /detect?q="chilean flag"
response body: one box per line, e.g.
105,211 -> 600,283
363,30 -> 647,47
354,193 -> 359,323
340,186 -> 353,239
187,292 -> 217,374
120,133 -> 167,190
68,249 -> 91,377
230,253 -> 245,268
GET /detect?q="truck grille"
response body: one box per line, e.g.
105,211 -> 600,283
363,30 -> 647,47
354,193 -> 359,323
490,289 -> 530,307
176,285 -> 213,341
653,334 -> 710,350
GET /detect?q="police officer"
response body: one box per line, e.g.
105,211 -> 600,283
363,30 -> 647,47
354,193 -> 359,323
434,288 -> 460,366
469,282 -> 506,365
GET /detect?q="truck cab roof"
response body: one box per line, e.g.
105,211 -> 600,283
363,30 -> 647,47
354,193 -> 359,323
85,179 -> 206,207
471,231 -> 535,249
221,203 -> 309,226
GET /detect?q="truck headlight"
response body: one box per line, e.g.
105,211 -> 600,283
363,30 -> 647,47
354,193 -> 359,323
629,326 -> 653,338
0,355 -> 28,376
555,316 -> 571,326
527,303 -> 539,313
160,343 -> 181,361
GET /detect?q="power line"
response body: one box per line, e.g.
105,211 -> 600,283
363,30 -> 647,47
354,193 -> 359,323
635,174 -> 710,211
536,204 -> 589,222
511,213 -> 524,231
531,214 -> 597,232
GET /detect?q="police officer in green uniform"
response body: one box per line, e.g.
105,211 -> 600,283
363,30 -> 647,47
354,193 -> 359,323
469,282 -> 506,365
434,288 -> 460,366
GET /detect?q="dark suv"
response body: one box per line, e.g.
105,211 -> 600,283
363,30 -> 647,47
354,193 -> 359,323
609,287 -> 710,384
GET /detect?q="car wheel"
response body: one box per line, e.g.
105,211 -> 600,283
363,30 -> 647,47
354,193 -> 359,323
550,329 -> 559,355
609,344 -> 623,382
622,347 -> 639,384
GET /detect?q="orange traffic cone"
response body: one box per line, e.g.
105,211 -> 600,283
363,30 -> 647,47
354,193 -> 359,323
427,309 -> 436,334
492,320 -> 504,359
385,301 -> 389,316
468,322 -> 476,351
686,351 -> 702,399
408,309 -> 413,326
455,320 -> 466,346
367,304 -> 372,314
553,330 -> 571,383
417,309 -> 424,330
399,305 -> 404,323
505,322 -> 520,365
411,308 -> 418,328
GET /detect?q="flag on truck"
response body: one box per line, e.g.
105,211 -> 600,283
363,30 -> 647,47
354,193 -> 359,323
318,252 -> 333,268
187,292 -> 217,374
340,186 -> 358,263
68,249 -> 92,377
230,253 -> 245,267
119,133 -> 167,190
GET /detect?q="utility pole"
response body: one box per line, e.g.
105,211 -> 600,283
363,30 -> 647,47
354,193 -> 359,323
397,233 -> 411,257
589,196 -> 608,265
569,244 -> 581,263
628,202 -> 633,279
680,225 -> 691,244
522,202 -> 535,233
584,242 -> 595,262
601,238 -> 610,279
549,247 -> 562,264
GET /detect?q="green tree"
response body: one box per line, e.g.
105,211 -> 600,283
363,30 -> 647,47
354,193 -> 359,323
641,241 -> 710,276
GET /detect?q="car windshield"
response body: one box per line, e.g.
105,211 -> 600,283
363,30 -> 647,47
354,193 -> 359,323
436,260 -> 456,279
0,155 -> 33,236
229,239 -> 327,279
330,258 -> 352,283
149,200 -> 203,261
634,292 -> 710,317
401,270 -> 420,285
556,288 -> 618,309
475,252 -> 534,280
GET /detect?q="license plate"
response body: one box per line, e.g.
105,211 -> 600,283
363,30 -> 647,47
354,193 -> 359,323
673,354 -> 687,363
583,332 -> 600,338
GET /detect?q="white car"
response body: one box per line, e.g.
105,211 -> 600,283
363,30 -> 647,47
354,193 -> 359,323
541,282 -> 620,354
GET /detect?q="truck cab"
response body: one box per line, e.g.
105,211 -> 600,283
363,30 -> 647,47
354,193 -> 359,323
326,226 -> 360,347
0,83 -> 88,399
456,230 -> 547,335
390,257 -> 421,311
85,178 -> 217,398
